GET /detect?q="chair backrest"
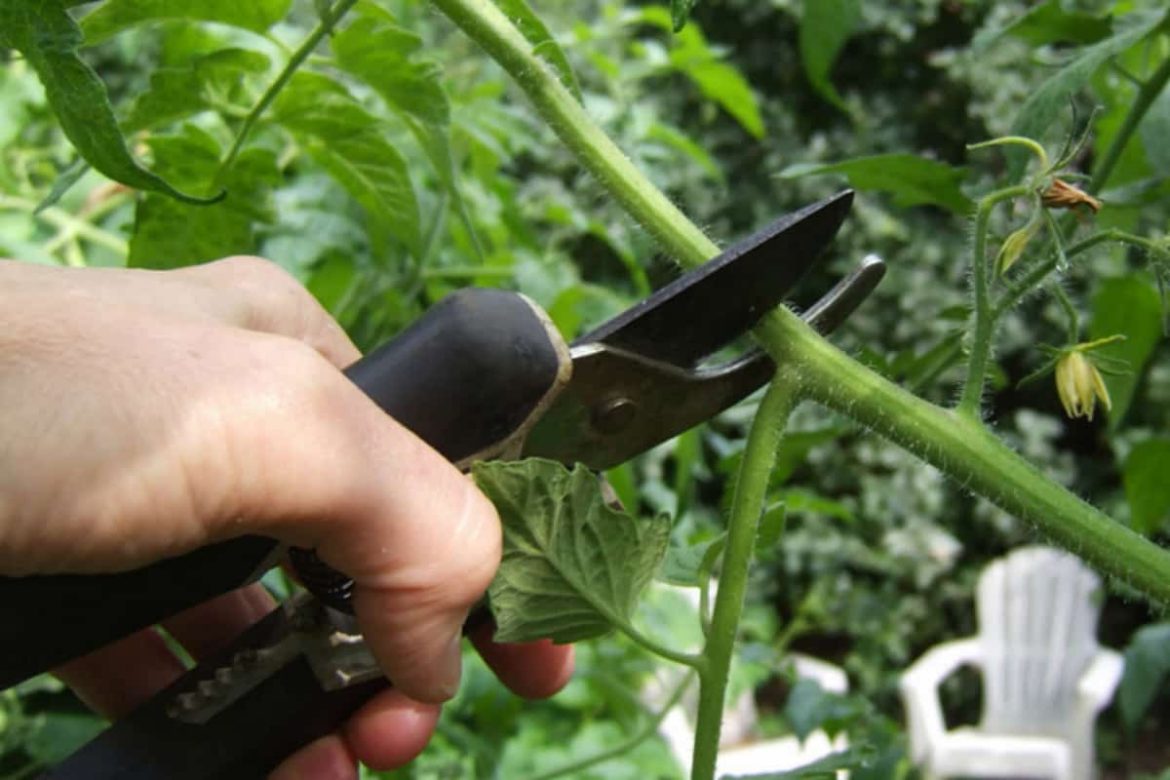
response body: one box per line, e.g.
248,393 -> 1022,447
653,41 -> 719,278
976,546 -> 1103,736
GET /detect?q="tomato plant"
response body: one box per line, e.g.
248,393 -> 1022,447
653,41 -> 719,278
3,1 -> 1170,778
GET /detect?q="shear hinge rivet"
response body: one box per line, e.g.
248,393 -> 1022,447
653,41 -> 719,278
593,397 -> 636,434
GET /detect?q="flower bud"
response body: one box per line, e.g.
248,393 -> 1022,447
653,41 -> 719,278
1055,350 -> 1112,421
995,220 -> 1040,275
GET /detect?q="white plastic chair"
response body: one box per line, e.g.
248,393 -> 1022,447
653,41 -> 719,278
899,546 -> 1124,780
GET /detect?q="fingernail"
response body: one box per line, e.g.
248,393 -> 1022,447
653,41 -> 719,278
436,633 -> 464,700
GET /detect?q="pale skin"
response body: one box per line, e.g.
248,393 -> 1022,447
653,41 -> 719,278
0,257 -> 574,778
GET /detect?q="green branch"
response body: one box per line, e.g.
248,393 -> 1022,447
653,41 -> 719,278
691,376 -> 798,780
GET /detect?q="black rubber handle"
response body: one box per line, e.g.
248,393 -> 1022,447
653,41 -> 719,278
0,288 -> 567,688
41,604 -> 387,780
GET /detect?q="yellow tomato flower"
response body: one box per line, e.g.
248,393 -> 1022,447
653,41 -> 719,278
1055,349 -> 1112,421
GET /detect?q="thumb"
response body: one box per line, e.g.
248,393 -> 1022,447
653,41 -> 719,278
219,341 -> 501,704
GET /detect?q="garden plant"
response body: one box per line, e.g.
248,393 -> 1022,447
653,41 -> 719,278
3,0 -> 1170,778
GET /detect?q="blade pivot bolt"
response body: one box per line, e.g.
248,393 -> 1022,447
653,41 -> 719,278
592,397 -> 637,435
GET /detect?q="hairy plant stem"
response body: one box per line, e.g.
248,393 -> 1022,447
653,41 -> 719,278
691,376 -> 798,780
214,0 -> 358,185
956,184 -> 1033,418
1090,53 -> 1170,194
759,308 -> 1170,606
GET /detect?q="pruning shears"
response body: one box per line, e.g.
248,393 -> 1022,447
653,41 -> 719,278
0,191 -> 884,778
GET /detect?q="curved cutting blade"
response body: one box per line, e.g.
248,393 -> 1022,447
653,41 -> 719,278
577,190 -> 853,366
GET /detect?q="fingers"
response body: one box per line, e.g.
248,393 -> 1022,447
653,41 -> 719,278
269,735 -> 357,780
52,584 -> 276,719
470,622 -> 576,700
54,629 -> 186,719
162,583 -> 275,659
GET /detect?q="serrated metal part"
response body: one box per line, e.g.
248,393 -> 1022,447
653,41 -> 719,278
165,592 -> 382,724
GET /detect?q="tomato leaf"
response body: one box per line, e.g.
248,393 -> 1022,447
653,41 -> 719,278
977,0 -> 1112,49
274,73 -> 420,256
779,154 -> 973,214
80,0 -> 292,45
331,15 -> 449,127
1119,622 -> 1170,734
1140,82 -> 1170,178
0,1 -> 220,204
125,48 -> 271,132
1089,274 -> 1164,427
1009,9 -> 1168,179
494,0 -> 582,101
799,0 -> 859,112
474,459 -> 672,644
1123,439 -> 1170,537
128,125 -> 278,267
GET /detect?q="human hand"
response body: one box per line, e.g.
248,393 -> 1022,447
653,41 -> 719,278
0,258 -> 574,778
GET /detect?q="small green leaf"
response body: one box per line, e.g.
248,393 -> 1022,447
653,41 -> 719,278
274,72 -> 421,257
660,532 -> 726,587
80,0 -> 293,45
1089,275 -> 1164,427
1,1 -> 220,204
1010,10 -> 1168,178
799,0 -> 859,111
980,0 -> 1112,48
128,125 -> 278,268
640,8 -> 764,138
125,48 -> 271,132
784,679 -> 861,742
1119,622 -> 1170,734
671,0 -> 699,32
779,155 -> 973,214
474,459 -> 671,644
494,0 -> 582,101
1123,439 -> 1170,536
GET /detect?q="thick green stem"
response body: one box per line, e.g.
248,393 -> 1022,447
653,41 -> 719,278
214,0 -> 358,185
691,377 -> 798,780
957,185 -> 1033,418
1090,53 -> 1170,194
759,308 -> 1170,605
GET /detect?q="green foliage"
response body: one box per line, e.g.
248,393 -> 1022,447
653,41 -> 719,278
779,154 -> 972,214
1118,622 -> 1170,734
80,0 -> 292,43
797,0 -> 859,112
1009,9 -> 1169,177
0,1 -> 218,204
474,459 -> 671,644
1089,275 -> 1164,426
1123,439 -> 1170,536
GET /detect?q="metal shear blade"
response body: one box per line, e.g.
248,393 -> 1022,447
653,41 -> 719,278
523,193 -> 884,469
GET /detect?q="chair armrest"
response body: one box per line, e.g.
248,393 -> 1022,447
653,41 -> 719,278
899,638 -> 982,764
1076,648 -> 1124,712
